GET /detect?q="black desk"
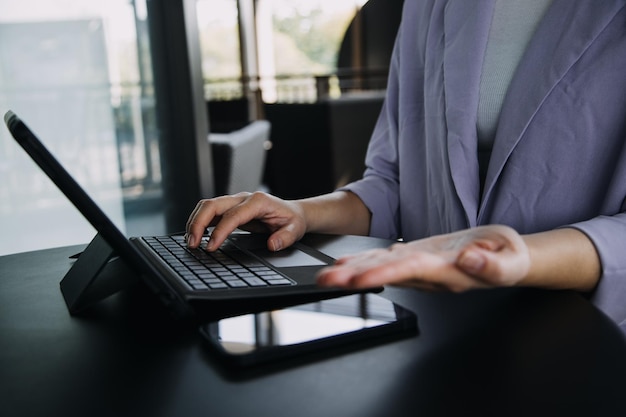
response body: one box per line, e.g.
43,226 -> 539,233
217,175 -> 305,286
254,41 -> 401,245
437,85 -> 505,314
2,236 -> 626,417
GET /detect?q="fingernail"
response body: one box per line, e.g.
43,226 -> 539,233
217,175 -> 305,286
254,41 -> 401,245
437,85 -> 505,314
459,250 -> 485,273
316,270 -> 330,286
186,234 -> 195,247
270,238 -> 282,252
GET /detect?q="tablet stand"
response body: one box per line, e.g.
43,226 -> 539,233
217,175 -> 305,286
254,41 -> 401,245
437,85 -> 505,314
60,233 -> 138,314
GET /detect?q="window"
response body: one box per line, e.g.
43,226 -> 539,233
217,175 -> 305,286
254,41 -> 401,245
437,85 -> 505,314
197,0 -> 366,104
265,0 -> 360,73
0,0 -> 162,255
196,0 -> 243,100
260,0 -> 362,102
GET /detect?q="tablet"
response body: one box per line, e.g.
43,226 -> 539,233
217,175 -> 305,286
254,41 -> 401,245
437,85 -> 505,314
199,293 -> 418,367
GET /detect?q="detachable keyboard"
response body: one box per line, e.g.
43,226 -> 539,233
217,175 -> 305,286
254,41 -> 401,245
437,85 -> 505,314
143,235 -> 294,291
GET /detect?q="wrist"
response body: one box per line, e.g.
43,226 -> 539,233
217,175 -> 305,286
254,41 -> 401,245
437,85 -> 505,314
296,191 -> 371,236
521,228 -> 601,292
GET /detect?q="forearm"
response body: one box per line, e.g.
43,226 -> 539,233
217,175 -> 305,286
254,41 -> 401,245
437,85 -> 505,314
298,191 -> 371,236
521,228 -> 601,292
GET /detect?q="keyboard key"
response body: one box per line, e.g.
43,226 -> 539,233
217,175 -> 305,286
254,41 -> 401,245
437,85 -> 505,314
144,235 -> 295,292
202,278 -> 223,285
242,277 -> 267,287
226,280 -> 248,288
265,278 -> 293,286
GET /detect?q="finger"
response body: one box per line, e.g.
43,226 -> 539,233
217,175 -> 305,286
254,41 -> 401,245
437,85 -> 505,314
266,222 -> 302,252
456,246 -> 529,286
317,252 -> 431,288
207,192 -> 271,250
316,264 -> 359,287
187,194 -> 249,249
318,251 -> 485,292
186,200 -> 214,248
185,202 -> 201,233
348,254 -> 478,291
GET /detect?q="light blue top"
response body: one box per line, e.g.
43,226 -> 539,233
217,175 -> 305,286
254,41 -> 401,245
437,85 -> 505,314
477,0 -> 554,149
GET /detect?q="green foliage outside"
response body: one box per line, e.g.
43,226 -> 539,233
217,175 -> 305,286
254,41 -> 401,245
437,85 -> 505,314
198,4 -> 355,80
272,6 -> 354,74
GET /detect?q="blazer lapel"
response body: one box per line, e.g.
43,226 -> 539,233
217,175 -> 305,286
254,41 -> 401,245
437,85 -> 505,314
481,0 -> 626,210
443,0 -> 495,226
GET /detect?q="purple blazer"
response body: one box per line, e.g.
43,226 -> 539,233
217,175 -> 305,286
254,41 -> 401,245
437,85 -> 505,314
343,0 -> 626,331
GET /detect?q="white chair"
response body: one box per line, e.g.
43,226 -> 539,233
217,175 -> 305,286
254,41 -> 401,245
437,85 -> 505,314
208,120 -> 272,196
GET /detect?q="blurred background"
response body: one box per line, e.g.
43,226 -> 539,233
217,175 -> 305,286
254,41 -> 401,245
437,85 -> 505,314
0,0 -> 403,255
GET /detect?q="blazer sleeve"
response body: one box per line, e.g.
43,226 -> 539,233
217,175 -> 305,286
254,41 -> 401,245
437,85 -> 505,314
338,15 -> 404,239
571,214 -> 626,333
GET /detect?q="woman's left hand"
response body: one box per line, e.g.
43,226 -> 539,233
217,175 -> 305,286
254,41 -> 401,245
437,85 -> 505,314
316,225 -> 531,292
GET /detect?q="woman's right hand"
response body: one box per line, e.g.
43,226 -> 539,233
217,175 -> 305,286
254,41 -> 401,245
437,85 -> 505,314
185,191 -> 307,252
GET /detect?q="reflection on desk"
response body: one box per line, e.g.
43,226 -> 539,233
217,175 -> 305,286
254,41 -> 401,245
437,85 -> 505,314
1,241 -> 626,417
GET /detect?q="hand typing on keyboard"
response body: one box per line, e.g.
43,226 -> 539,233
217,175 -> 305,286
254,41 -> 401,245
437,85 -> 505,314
185,191 -> 371,254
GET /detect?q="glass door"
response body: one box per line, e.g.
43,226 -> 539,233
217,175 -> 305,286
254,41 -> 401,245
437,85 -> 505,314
0,0 -> 163,255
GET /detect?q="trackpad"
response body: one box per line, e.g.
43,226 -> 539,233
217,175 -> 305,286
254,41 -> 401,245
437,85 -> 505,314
250,247 -> 326,268
229,234 -> 328,267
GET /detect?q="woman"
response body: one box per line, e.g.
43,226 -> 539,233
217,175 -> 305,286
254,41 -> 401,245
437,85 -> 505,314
186,0 -> 626,333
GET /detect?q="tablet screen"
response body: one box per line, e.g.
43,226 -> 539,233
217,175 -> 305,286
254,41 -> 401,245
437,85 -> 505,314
199,293 -> 417,367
